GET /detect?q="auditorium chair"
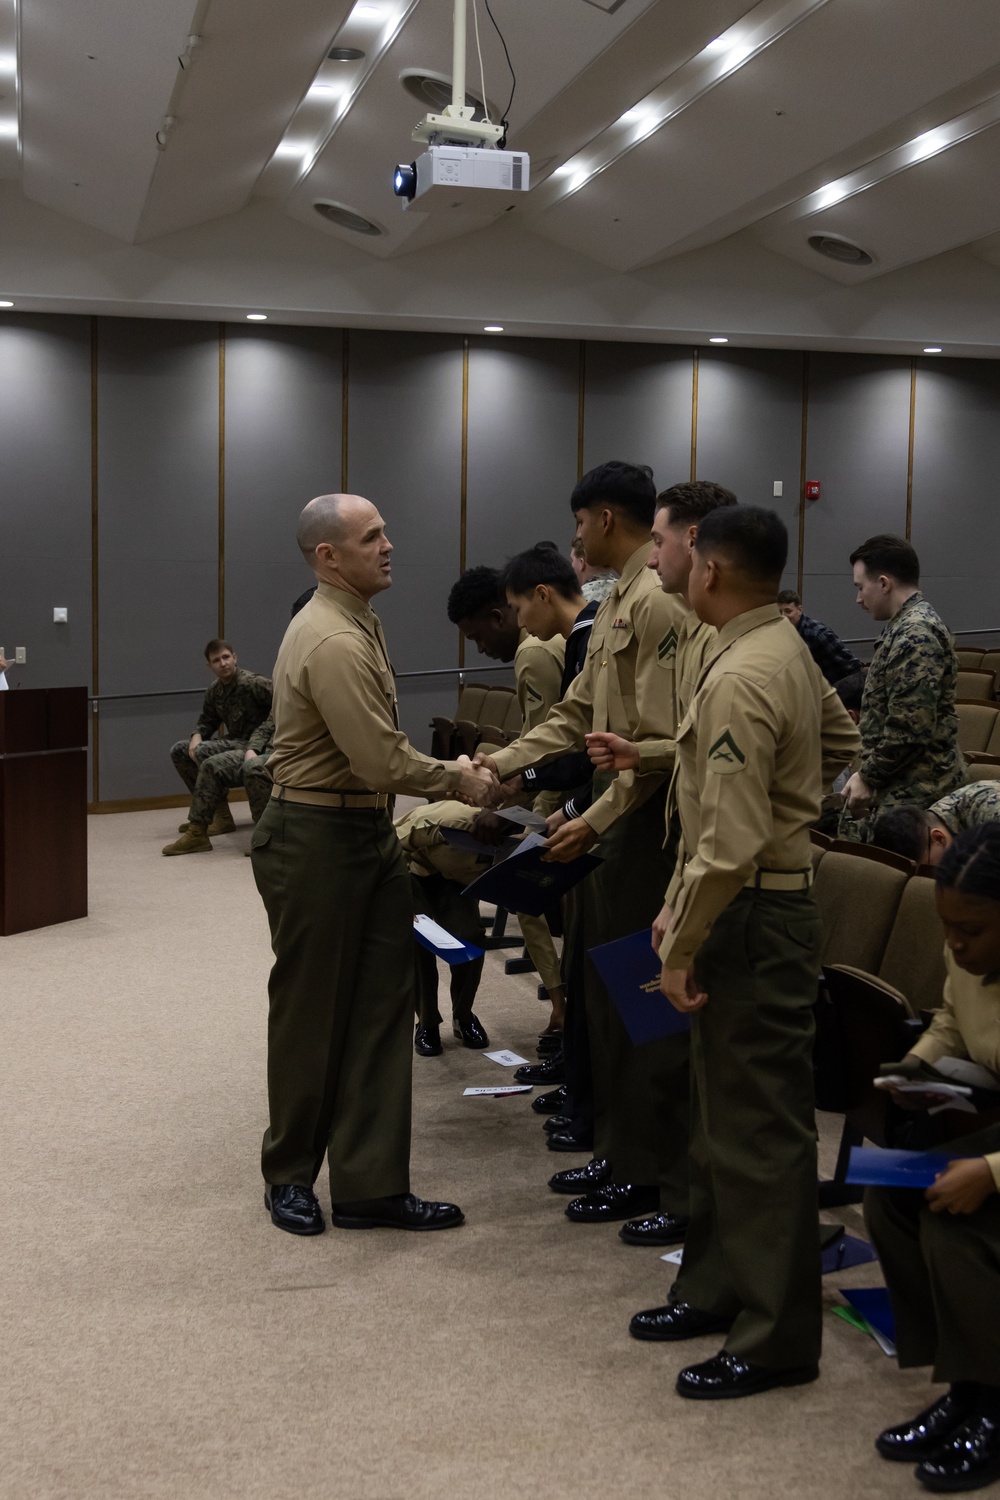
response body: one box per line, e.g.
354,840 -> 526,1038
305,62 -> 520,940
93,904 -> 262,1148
956,668 -> 996,701
431,682 -> 518,759
955,648 -> 985,671
956,701 -> 1000,757
979,649 -> 1000,695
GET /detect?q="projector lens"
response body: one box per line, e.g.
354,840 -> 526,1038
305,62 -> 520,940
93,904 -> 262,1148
393,163 -> 416,200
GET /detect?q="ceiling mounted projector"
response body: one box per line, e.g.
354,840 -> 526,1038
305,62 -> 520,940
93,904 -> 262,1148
392,0 -> 529,211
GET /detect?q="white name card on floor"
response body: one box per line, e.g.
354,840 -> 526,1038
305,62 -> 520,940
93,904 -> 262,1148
463,1085 -> 534,1097
661,1250 -> 684,1266
484,1049 -> 530,1067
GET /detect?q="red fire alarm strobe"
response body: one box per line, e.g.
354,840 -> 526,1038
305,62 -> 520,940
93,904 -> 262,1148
805,480 -> 821,500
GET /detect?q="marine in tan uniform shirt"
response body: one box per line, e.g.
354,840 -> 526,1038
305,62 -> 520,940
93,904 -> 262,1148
634,505 -> 858,1400
251,492 -> 495,1238
485,539 -> 690,1209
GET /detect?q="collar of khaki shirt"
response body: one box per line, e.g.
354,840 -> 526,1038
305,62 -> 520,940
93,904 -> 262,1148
712,600 -> 783,651
610,542 -> 654,601
315,579 -> 378,628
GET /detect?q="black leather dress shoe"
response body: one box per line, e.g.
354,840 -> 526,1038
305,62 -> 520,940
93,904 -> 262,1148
629,1301 -> 733,1342
453,1013 -> 490,1048
514,1055 -> 565,1085
264,1183 -> 325,1236
548,1157 -> 612,1194
546,1128 -> 595,1153
542,1113 -> 572,1134
414,1024 -> 442,1057
330,1192 -> 465,1231
877,1388 -> 980,1462
915,1411 -> 1000,1493
619,1212 -> 690,1247
531,1086 -> 567,1115
676,1351 -> 819,1400
564,1183 -> 660,1222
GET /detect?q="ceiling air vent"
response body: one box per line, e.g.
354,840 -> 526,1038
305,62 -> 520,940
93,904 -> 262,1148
313,201 -> 384,236
399,68 -> 497,121
808,235 -> 873,266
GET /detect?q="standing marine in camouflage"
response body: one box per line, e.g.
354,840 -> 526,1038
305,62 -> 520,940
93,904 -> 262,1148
165,639 -> 272,854
871,779 -> 1000,866
839,535 -> 965,842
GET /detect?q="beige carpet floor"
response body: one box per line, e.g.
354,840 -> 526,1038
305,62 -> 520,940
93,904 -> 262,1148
0,805 -> 942,1500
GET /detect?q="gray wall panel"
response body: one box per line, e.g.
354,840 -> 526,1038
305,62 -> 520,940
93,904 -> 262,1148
582,342 -> 691,489
348,332 -> 464,681
98,695 -> 206,803
0,315 -> 92,691
224,324 -> 343,678
466,338 -> 579,567
97,318 -> 219,691
696,348 -> 802,590
801,354 -> 911,640
910,359 -> 1000,638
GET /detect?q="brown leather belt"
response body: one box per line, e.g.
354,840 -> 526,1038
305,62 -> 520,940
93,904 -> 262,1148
743,868 -> 813,892
271,785 -> 389,810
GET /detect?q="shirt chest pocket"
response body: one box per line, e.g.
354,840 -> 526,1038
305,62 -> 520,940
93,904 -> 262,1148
606,620 -> 638,725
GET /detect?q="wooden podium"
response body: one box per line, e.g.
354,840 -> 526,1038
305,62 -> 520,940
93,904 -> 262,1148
0,687 -> 88,935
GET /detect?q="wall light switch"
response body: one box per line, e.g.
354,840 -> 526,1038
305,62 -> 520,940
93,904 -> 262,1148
15,647 -> 26,664
53,607 -> 68,623
772,480 -> 783,498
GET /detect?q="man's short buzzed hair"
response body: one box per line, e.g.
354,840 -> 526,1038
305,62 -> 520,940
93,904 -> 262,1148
570,461 -> 656,530
657,480 -> 738,528
872,805 -> 931,863
849,534 -> 920,587
694,506 -> 788,583
296,494 -> 348,559
204,638 -> 234,660
447,566 -> 505,624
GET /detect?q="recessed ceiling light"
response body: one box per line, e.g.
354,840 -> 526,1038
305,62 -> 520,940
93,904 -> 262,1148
0,299 -> 13,308
709,336 -> 729,344
353,4 -> 383,17
484,325 -> 504,333
313,200 -> 384,236
246,313 -> 268,321
808,234 -> 873,266
923,346 -> 942,354
328,46 -> 365,62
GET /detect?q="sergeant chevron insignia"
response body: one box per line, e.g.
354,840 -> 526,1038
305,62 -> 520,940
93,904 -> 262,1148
707,729 -> 746,773
657,626 -> 679,665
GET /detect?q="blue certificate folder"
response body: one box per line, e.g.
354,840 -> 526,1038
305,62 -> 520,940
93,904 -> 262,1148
846,1147 -> 955,1188
841,1288 -> 896,1346
587,930 -> 691,1046
462,835 -> 602,917
413,915 -> 484,966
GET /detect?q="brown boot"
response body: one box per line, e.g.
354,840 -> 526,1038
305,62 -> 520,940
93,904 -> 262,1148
207,805 -> 236,836
162,825 -> 212,856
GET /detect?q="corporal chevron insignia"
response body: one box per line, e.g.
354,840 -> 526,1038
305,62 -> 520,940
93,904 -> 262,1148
657,626 -> 679,666
707,729 -> 746,774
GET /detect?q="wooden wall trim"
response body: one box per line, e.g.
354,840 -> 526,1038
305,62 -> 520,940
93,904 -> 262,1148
689,347 -> 700,481
217,323 -> 226,636
797,351 -> 810,597
458,334 -> 469,668
341,329 -> 350,493
577,340 -> 586,481
90,316 -> 100,806
905,357 -> 917,541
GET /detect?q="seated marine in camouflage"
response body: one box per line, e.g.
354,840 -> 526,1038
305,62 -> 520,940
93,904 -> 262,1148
871,779 -> 1000,867
839,535 -> 965,843
164,640 -> 272,855
164,717 -> 276,856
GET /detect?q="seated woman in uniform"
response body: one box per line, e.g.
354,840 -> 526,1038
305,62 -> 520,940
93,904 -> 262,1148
865,822 -> 1000,1493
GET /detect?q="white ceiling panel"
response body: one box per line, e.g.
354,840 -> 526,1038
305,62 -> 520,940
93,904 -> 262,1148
529,0 -> 1000,271
136,0 -> 354,243
21,0 -> 198,240
754,119 -> 1000,282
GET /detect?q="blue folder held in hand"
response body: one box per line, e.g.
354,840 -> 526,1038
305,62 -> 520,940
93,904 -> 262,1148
413,914 -> 484,966
846,1146 -> 955,1188
587,929 -> 691,1046
462,833 -> 602,917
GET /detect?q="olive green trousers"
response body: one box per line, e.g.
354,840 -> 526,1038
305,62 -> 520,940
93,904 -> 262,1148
251,800 -> 414,1203
865,1127 -> 1000,1384
674,888 -> 823,1369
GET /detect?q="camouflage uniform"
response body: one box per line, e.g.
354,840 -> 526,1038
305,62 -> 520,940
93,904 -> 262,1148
839,593 -> 965,842
242,717 -> 275,823
169,668 -> 272,793
931,779 -> 1000,834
